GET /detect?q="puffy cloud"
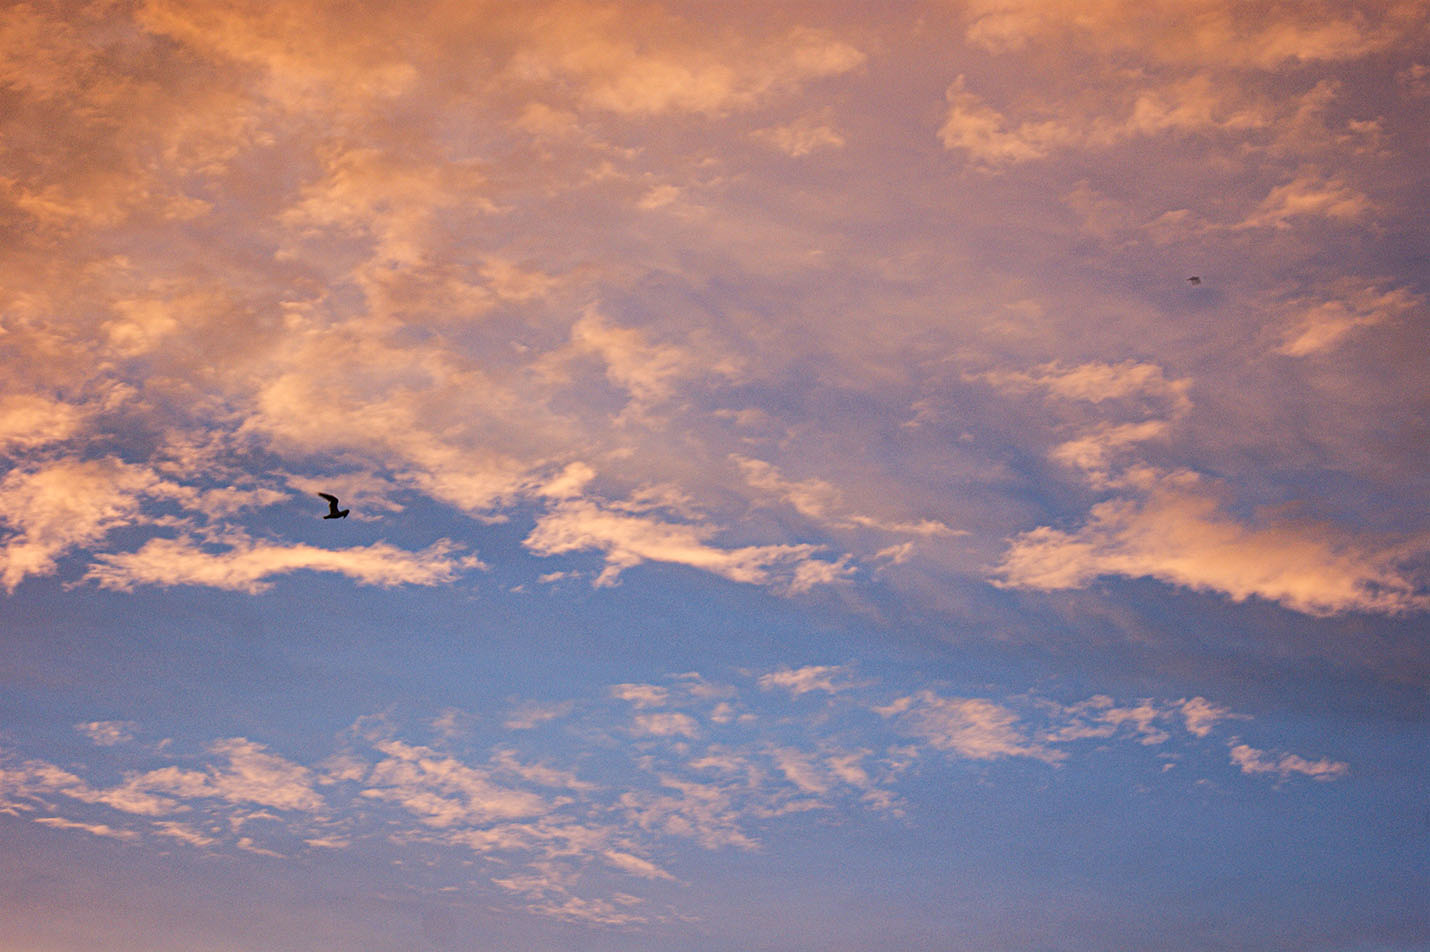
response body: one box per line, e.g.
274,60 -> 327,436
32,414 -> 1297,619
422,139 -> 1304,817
0,394 -> 85,450
84,534 -> 483,594
993,473 -> 1429,616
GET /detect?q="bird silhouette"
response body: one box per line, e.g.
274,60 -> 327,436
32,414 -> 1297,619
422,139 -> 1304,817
317,492 -> 349,519
1187,275 -> 1202,285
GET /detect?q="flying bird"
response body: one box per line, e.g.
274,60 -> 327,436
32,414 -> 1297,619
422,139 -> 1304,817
1187,275 -> 1202,285
317,492 -> 349,519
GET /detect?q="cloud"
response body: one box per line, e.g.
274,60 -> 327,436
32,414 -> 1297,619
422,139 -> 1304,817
1,671 -> 1351,926
1235,172 -> 1374,230
33,817 -> 139,841
362,739 -> 550,827
1228,743 -> 1348,782
736,457 -> 959,538
753,111 -> 846,156
601,848 -> 676,881
632,712 -> 700,739
75,721 -> 137,747
83,535 -> 483,593
976,360 -> 1192,410
939,76 -> 1071,164
938,73 -> 1284,167
141,739 -> 328,814
1275,283 -> 1421,357
993,472 -> 1429,616
504,701 -> 575,730
0,458 -> 166,592
611,684 -> 671,707
152,821 -> 217,847
1179,697 -> 1236,738
524,496 -> 839,591
877,691 -> 1065,764
959,0 -> 1421,67
515,10 -> 864,117
0,394 -> 86,450
757,665 -> 853,696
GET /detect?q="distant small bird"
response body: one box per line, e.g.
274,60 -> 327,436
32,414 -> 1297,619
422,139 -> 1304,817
317,492 -> 349,519
1187,276 -> 1202,285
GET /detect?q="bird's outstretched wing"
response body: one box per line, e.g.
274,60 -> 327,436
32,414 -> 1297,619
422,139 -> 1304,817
317,492 -> 343,517
317,492 -> 339,504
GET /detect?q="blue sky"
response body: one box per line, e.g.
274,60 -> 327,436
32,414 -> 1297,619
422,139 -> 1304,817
1,1 -> 1428,949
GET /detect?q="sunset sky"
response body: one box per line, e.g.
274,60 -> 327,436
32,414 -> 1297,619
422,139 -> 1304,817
2,2 -> 1428,949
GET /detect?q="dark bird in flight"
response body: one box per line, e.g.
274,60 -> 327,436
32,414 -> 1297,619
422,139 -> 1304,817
317,492 -> 349,519
1187,275 -> 1202,285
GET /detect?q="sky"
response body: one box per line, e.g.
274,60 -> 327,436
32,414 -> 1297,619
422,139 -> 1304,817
1,1 -> 1428,949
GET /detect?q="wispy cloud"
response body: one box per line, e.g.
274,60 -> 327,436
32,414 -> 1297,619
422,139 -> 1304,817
83,534 -> 484,594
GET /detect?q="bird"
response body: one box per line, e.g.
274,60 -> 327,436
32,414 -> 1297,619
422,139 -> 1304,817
317,492 -> 349,519
1187,275 -> 1202,285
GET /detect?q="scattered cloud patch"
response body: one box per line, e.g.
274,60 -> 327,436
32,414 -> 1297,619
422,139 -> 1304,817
1229,743 -> 1348,781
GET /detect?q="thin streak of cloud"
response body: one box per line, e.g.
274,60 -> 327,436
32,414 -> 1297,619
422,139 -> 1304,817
83,535 -> 484,594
